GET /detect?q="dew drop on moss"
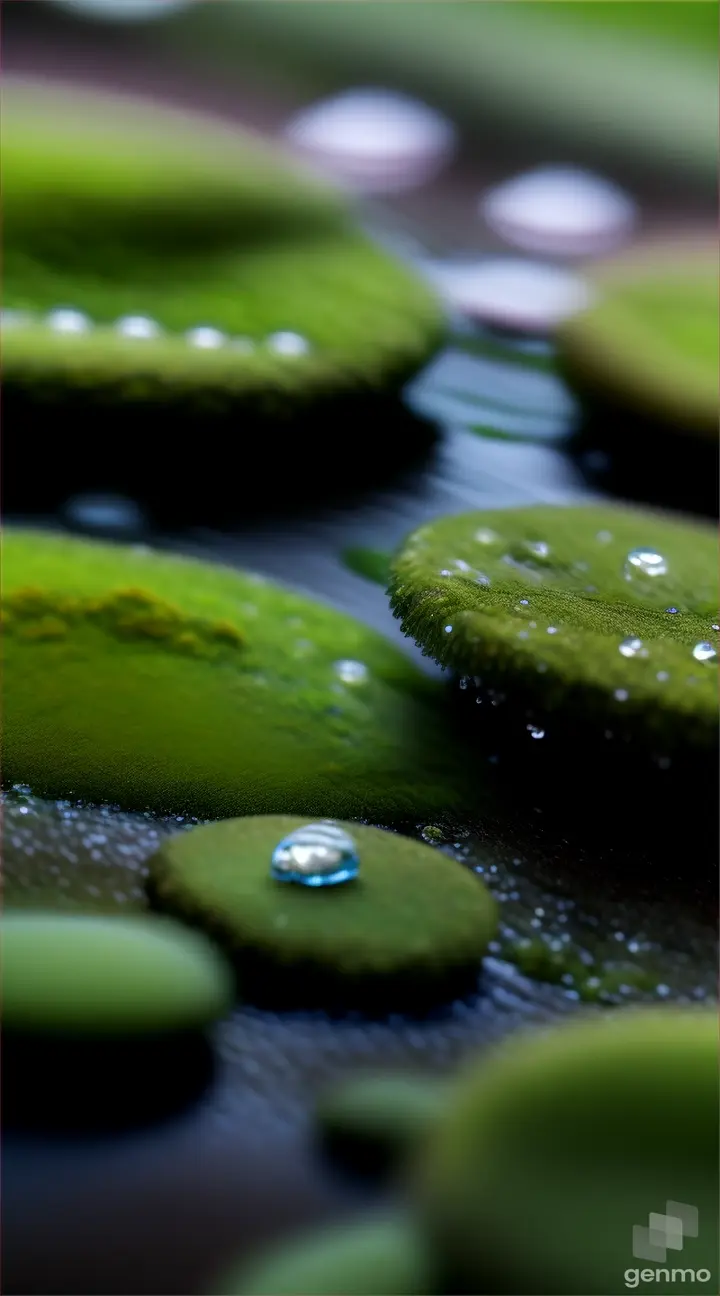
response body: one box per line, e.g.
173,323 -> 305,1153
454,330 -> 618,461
692,642 -> 717,664
618,636 -> 644,659
624,548 -> 668,580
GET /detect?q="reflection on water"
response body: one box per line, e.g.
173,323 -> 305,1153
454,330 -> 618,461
479,165 -> 637,257
418,257 -> 593,332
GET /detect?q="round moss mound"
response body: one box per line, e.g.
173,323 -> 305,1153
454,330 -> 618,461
389,503 -> 718,763
316,1071 -> 448,1176
146,817 -> 497,1011
211,1213 -> 435,1296
1,910 -> 233,1037
2,528 -> 482,825
416,1008 -> 719,1295
558,241 -> 718,439
2,79 -> 442,503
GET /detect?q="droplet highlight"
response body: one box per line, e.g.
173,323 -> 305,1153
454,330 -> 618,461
618,636 -> 644,659
692,642 -> 717,664
333,660 -> 369,685
624,549 -> 668,580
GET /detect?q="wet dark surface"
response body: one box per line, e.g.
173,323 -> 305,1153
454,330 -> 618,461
2,13 -> 718,1296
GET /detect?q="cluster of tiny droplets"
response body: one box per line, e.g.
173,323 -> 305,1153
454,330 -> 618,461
0,309 -> 311,356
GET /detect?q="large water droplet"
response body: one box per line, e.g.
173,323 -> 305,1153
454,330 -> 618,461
46,307 -> 91,334
333,659 -> 369,684
614,688 -> 629,702
525,540 -> 551,559
624,549 -> 668,580
618,636 -> 644,658
692,641 -> 717,664
115,315 -> 162,340
49,0 -> 192,20
444,625 -> 453,634
474,527 -> 499,545
271,822 -> 359,887
284,89 -> 456,193
479,166 -> 637,258
420,257 -> 591,332
526,724 -> 545,739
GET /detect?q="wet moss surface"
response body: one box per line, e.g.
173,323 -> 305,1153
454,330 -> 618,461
146,816 -> 498,1012
3,529 -> 485,826
3,80 -> 443,427
416,1008 -> 719,1294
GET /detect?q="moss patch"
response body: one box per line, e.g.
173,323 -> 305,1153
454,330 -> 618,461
3,529 -> 485,825
2,80 -> 443,426
416,1008 -> 719,1294
211,1213 -> 435,1296
389,503 -> 718,760
316,1071 -> 448,1176
1,910 -> 233,1037
146,816 -> 497,1011
558,241 -> 718,438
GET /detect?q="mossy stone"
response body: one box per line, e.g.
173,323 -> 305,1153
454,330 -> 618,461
558,242 -> 718,438
211,1213 -> 435,1296
415,1008 -> 719,1294
2,529 -> 481,825
389,503 -> 718,761
1,910 -> 233,1037
146,817 -> 497,1011
2,80 -> 442,428
316,1071 -> 448,1176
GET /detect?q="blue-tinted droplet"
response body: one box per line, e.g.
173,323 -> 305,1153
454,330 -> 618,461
618,636 -> 644,658
270,822 -> 359,886
692,641 -> 717,664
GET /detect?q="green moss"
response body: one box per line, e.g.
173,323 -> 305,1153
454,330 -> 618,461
2,80 -> 443,424
341,547 -> 392,587
558,242 -> 719,438
416,1008 -> 719,1294
1,910 -> 233,1037
316,1072 -> 448,1176
211,1213 -> 435,1296
3,529 -> 485,825
146,816 -> 497,1011
389,503 -> 718,759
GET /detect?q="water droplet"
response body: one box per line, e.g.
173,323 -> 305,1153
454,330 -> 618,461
475,696 -> 483,705
712,623 -> 720,632
185,326 -> 227,349
619,636 -> 644,658
439,569 -> 453,577
475,573 -> 491,587
624,549 -> 668,580
46,307 -> 91,334
115,315 -> 161,339
519,598 -> 529,606
267,331 -> 310,357
333,659 -> 369,684
525,540 -> 550,559
270,822 -> 359,886
526,724 -> 545,739
692,641 -> 717,664
459,676 -> 469,690
444,625 -> 453,634
474,527 -> 499,545
51,0 -> 193,19
517,630 -> 529,640
596,530 -> 613,543
656,670 -> 670,682
285,89 -> 456,194
655,984 -> 671,998
546,626 -> 558,635
479,166 -> 636,257
422,257 -> 591,331
614,688 -> 629,702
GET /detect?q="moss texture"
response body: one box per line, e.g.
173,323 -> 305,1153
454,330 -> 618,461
416,1008 -> 719,1295
316,1072 -> 448,1176
3,529 -> 483,826
558,241 -> 718,439
389,503 -> 718,761
211,1213 -> 435,1296
1,910 -> 233,1037
2,80 -> 443,425
147,817 -> 497,1011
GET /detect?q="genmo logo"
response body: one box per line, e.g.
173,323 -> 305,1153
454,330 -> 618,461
624,1201 -> 713,1289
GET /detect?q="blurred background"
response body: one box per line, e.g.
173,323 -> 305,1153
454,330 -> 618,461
2,3 -> 717,1295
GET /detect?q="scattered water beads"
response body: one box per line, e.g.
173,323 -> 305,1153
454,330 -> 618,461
618,636 -> 645,659
2,308 -> 312,356
333,660 -> 369,685
624,548 -> 668,580
692,642 -> 718,665
270,822 -> 360,887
